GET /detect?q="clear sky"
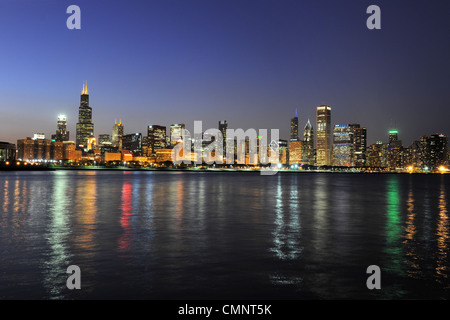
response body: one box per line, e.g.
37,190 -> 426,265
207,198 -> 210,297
0,0 -> 449,145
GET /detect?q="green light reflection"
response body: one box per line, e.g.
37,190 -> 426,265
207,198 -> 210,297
383,176 -> 406,298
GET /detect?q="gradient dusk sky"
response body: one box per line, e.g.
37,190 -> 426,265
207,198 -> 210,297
0,0 -> 449,145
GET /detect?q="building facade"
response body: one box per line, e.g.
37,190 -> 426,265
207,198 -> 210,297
332,124 -> 354,167
170,124 -> 185,146
290,109 -> 299,141
219,120 -> 228,144
316,105 -> 332,166
302,119 -> 314,165
51,114 -> 69,142
0,142 -> 16,162
112,120 -> 124,150
17,138 -> 63,162
123,133 -> 142,156
289,140 -> 303,165
353,126 -> 367,167
147,125 -> 167,156
387,129 -> 403,169
429,134 -> 448,170
75,82 -> 94,149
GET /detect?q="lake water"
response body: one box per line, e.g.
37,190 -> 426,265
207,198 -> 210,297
0,170 -> 449,299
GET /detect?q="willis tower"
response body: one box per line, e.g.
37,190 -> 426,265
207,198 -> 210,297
76,82 -> 94,150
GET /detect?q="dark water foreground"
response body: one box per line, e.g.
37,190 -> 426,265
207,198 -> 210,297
0,171 -> 449,299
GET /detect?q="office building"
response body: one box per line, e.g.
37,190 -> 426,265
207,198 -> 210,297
170,123 -> 185,146
388,130 -> 402,149
353,126 -> 367,167
123,133 -> 142,156
98,134 -> 112,147
289,140 -> 303,165
429,134 -> 448,170
387,129 -> 403,169
76,82 -> 94,149
290,109 -> 299,141
278,139 -> 288,165
368,142 -> 383,168
332,124 -> 355,167
112,120 -> 124,150
51,114 -> 69,142
63,141 -> 81,162
316,105 -> 332,166
219,120 -> 228,150
17,138 -> 63,162
0,142 -> 16,162
303,119 -> 314,165
147,125 -> 166,155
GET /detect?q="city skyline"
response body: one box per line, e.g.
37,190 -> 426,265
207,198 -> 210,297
5,81 -> 447,174
0,1 -> 449,145
4,82 -> 450,157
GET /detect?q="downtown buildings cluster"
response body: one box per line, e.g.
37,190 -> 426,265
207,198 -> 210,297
288,107 -> 449,172
0,83 -> 449,173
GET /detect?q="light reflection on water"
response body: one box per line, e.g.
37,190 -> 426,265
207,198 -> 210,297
403,180 -> 420,280
0,171 -> 449,299
436,179 -> 449,283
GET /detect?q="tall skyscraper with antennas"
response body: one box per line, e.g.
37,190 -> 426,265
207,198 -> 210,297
112,119 -> 124,150
76,82 -> 94,150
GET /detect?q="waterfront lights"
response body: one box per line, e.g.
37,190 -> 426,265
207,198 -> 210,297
438,166 -> 448,173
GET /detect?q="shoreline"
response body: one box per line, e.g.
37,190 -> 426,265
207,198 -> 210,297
0,165 -> 446,174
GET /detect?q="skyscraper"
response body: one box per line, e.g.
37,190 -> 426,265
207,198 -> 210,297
98,134 -> 112,147
0,142 -> 16,162
170,124 -> 185,146
278,139 -> 288,165
219,120 -> 228,143
147,125 -> 167,156
368,141 -> 384,168
289,140 -> 303,165
387,129 -> 403,169
418,136 -> 431,168
332,124 -> 354,167
353,126 -> 367,167
290,109 -> 299,141
112,120 -> 124,150
123,133 -> 142,156
51,114 -> 69,142
316,105 -> 332,166
303,119 -> 314,165
388,130 -> 402,149
75,82 -> 94,150
429,134 -> 448,170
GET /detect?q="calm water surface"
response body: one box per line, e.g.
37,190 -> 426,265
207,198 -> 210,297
0,170 -> 449,299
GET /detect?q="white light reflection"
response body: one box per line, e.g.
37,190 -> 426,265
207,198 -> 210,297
43,172 -> 71,299
269,175 -> 303,288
